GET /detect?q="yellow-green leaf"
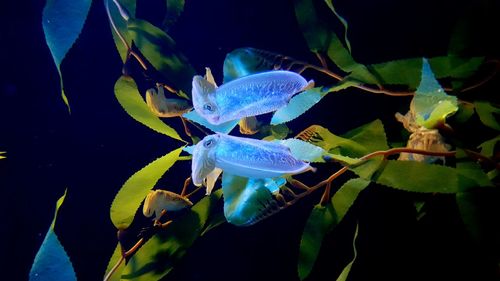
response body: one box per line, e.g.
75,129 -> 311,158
0,151 -> 5,159
336,223 -> 359,281
110,147 -> 183,229
114,76 -> 184,142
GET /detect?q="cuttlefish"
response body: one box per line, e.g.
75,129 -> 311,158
142,189 -> 193,221
191,133 -> 315,191
192,70 -> 314,125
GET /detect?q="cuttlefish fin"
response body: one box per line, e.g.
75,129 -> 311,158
203,167 -> 223,195
239,116 -> 260,135
204,67 -> 218,88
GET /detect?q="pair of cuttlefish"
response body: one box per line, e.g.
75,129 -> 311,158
144,70 -> 316,219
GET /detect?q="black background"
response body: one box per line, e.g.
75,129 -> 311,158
0,0 -> 498,280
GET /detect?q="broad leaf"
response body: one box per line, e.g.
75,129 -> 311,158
478,136 -> 500,158
42,0 -> 91,110
336,223 -> 359,281
271,80 -> 357,125
222,174 -> 284,226
114,76 -> 183,141
29,190 -> 76,281
182,110 -> 239,134
375,160 -> 492,193
163,0 -> 185,31
127,18 -> 195,94
298,178 -> 369,280
474,101 -> 500,131
120,191 -> 221,280
110,147 -> 183,229
412,58 -> 458,129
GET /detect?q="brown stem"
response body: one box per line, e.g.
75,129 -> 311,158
185,185 -> 204,198
180,177 -> 191,196
180,117 -> 192,138
103,238 -> 145,281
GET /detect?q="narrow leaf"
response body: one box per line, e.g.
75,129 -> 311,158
106,0 -> 136,62
29,190 -> 76,281
110,147 -> 183,229
324,0 -> 351,53
336,223 -> 359,281
121,192 -> 221,280
114,76 -> 183,141
42,0 -> 91,107
474,101 -> 500,131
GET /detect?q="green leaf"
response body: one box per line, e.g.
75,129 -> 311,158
29,190 -> 76,281
336,223 -> 359,281
474,101 -> 500,131
271,80 -> 357,125
412,58 -> 458,129
478,136 -> 500,158
452,101 -> 475,124
42,0 -> 91,110
103,244 -> 125,281
163,0 -> 185,31
341,119 -> 389,156
375,160 -> 491,193
114,76 -> 184,142
324,0 -> 351,53
110,147 -> 183,229
298,178 -> 369,280
182,110 -> 239,134
127,18 -> 195,94
222,174 -> 282,226
121,192 -> 221,280
106,0 -> 136,62
455,156 -> 494,190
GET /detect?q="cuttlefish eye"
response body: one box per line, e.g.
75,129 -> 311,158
203,103 -> 215,112
203,138 -> 215,148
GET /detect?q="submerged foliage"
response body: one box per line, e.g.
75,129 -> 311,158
32,0 -> 499,280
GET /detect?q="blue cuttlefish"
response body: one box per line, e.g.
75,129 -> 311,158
192,70 -> 314,125
191,133 -> 315,193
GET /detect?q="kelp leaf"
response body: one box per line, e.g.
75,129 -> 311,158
114,76 -> 183,141
412,58 -> 458,129
182,110 -> 239,134
103,244 -> 125,281
163,0 -> 185,31
298,178 -> 369,280
474,101 -> 500,131
110,147 -> 183,230
222,174 -> 282,226
324,0 -> 351,53
121,192 -> 221,280
106,0 -> 136,62
478,136 -> 500,158
29,190 -> 76,281
278,139 -> 325,162
375,160 -> 491,193
336,223 -> 359,281
42,0 -> 91,110
127,18 -> 195,94
271,80 -> 357,125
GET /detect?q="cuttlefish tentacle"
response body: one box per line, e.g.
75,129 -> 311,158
192,70 -> 314,125
191,133 -> 314,192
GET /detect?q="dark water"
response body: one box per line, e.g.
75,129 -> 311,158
0,0 -> 498,280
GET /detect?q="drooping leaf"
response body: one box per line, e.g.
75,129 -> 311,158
278,139 -> 325,162
110,147 -> 183,230
336,223 -> 359,281
106,0 -> 136,62
375,160 -> 492,193
324,0 -> 351,53
222,174 -> 283,226
478,136 -> 500,158
120,191 -> 221,280
271,80 -> 357,125
182,110 -> 239,134
163,0 -> 185,31
103,244 -> 125,281
127,18 -> 196,94
298,178 -> 369,280
42,0 -> 91,110
114,76 -> 184,142
29,190 -> 76,281
412,58 -> 458,129
474,101 -> 500,131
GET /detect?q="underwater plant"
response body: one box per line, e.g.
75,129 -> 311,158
25,0 -> 499,280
